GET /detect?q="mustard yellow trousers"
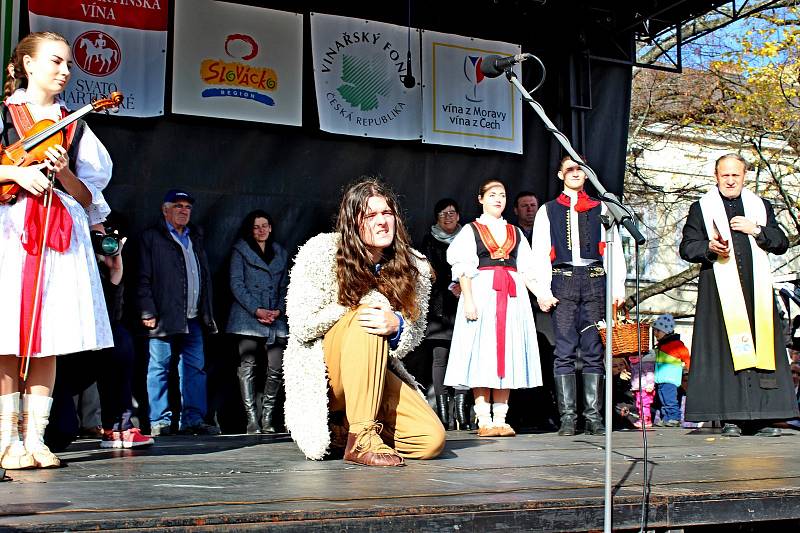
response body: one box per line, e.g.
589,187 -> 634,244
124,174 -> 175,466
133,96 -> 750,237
323,308 -> 445,459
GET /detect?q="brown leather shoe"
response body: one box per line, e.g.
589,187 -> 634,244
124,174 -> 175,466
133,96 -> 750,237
477,426 -> 500,437
495,424 -> 516,437
343,423 -> 404,467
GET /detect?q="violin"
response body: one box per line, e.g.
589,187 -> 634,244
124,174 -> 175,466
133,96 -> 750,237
0,92 -> 123,203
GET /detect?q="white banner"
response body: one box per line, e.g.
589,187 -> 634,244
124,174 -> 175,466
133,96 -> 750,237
172,0 -> 302,126
422,31 -> 523,154
311,13 -> 421,140
28,0 -> 167,117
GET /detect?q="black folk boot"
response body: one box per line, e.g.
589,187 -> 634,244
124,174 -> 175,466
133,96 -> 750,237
583,373 -> 606,436
435,393 -> 451,430
261,366 -> 283,434
237,363 -> 260,434
554,374 -> 577,436
453,390 -> 473,431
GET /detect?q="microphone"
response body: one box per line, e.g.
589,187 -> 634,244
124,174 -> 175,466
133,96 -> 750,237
401,50 -> 416,88
480,53 -> 533,78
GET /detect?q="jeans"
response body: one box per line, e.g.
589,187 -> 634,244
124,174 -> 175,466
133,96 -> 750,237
657,383 -> 680,422
147,318 -> 207,429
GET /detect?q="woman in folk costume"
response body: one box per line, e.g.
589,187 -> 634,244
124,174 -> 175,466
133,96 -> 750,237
444,179 -> 543,437
0,32 -> 113,469
283,178 -> 444,466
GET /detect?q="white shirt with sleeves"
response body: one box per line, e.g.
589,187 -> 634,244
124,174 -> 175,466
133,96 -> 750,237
531,190 -> 626,301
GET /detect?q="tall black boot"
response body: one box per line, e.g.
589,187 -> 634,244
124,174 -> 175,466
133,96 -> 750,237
453,390 -> 472,431
237,364 -> 260,434
554,374 -> 577,436
261,366 -> 283,434
435,393 -> 451,430
583,373 -> 606,436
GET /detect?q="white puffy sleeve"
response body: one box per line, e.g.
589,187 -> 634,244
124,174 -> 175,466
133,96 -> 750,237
446,224 -> 478,281
75,124 -> 113,225
600,208 -> 627,301
515,227 -> 537,286
531,206 -> 554,300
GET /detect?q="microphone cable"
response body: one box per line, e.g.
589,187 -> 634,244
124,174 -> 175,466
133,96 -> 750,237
634,237 -> 650,533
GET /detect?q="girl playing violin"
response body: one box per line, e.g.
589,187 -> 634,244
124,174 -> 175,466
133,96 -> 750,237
0,32 -> 114,470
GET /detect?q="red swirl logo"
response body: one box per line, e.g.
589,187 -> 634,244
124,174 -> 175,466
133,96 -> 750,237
224,34 -> 259,60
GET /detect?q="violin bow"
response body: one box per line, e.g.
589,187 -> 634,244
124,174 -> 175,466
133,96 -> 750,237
19,168 -> 56,380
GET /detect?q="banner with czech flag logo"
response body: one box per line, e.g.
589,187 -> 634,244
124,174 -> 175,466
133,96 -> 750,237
421,30 -> 523,154
28,0 -> 167,117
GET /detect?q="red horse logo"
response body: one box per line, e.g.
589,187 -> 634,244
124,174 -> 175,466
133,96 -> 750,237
73,31 -> 121,77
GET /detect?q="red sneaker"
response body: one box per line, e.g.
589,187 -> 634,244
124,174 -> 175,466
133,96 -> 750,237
100,428 -> 154,449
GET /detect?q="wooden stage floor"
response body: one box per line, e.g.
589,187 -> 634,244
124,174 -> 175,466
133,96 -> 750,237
2,427 -> 800,532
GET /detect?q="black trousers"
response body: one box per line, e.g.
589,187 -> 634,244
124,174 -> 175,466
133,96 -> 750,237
46,323 -> 136,451
551,266 -> 606,376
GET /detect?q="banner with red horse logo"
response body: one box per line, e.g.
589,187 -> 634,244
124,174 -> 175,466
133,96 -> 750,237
28,0 -> 167,117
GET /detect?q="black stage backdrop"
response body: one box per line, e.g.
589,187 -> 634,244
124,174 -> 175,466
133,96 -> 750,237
18,1 -> 632,430
18,0 -> 633,272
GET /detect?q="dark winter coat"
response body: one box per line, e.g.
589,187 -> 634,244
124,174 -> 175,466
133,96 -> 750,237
420,232 -> 459,341
679,192 -> 798,422
226,239 -> 289,342
137,218 -> 217,338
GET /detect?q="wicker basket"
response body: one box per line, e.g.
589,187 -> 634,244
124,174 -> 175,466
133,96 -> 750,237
597,304 -> 650,356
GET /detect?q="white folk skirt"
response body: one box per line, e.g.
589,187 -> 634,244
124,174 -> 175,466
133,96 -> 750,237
444,268 -> 543,390
0,191 -> 112,357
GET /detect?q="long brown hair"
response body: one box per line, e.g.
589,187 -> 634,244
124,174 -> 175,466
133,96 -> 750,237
335,177 -> 421,320
4,32 -> 69,98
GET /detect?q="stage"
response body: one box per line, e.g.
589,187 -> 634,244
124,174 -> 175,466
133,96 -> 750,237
2,427 -> 800,532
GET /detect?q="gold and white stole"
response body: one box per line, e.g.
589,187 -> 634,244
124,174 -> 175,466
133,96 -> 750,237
699,188 -> 774,371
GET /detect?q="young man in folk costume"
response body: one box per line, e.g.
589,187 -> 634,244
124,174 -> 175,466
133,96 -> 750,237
679,153 -> 798,437
531,156 -> 627,436
283,178 -> 444,466
0,32 -> 114,469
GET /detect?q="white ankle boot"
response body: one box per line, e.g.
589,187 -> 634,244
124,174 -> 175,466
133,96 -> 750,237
22,394 -> 61,468
0,392 -> 35,470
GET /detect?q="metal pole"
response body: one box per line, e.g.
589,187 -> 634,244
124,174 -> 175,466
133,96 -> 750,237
603,218 -> 615,533
503,70 -> 640,532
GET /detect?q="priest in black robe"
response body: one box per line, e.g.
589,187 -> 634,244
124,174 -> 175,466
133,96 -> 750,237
679,153 -> 798,437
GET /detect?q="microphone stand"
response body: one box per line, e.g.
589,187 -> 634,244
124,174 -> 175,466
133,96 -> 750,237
501,67 -> 646,533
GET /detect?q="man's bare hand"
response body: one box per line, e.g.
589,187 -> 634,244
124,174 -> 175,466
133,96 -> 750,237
730,216 -> 758,236
358,303 -> 399,336
708,235 -> 730,258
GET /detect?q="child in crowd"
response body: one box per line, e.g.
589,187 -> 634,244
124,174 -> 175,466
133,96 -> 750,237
629,351 -> 656,429
652,314 -> 691,427
611,357 -> 639,429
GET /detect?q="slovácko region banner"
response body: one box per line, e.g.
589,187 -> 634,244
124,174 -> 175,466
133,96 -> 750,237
29,0 -> 167,117
422,30 -> 522,154
172,0 -> 302,126
310,12 -> 421,140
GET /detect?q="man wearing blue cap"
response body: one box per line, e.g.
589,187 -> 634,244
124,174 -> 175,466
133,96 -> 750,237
137,189 -> 220,436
